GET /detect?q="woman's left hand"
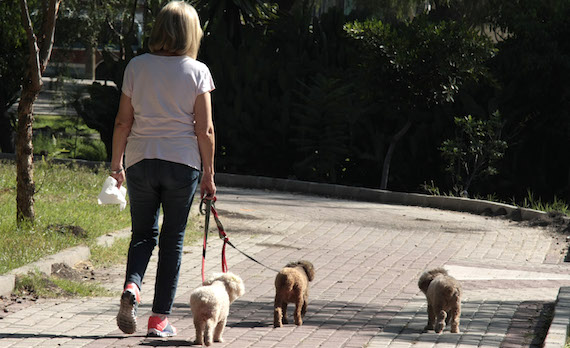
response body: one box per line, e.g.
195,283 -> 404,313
200,173 -> 216,199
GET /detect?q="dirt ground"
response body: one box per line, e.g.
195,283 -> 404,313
522,211 -> 570,261
0,260 -> 123,318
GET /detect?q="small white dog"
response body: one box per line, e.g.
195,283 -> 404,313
190,272 -> 245,346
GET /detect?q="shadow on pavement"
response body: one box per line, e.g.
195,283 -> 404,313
0,333 -> 136,340
140,338 -> 196,346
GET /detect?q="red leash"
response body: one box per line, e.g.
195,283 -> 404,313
200,197 -> 229,282
200,197 -> 279,283
201,198 -> 211,283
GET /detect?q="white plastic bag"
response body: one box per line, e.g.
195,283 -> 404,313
97,176 -> 127,211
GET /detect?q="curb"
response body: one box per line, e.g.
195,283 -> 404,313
0,275 -> 14,298
215,173 -> 560,222
7,246 -> 91,277
544,287 -> 570,348
0,246 -> 90,297
0,227 -> 150,298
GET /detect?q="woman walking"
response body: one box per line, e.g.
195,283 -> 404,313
110,1 -> 216,337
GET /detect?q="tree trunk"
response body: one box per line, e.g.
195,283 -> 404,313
380,119 -> 412,190
17,0 -> 61,224
16,82 -> 39,223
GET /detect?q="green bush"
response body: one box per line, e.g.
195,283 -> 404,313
440,112 -> 507,196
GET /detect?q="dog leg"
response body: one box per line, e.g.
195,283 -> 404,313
213,318 -> 227,342
294,295 -> 304,326
435,310 -> 447,333
450,305 -> 461,333
281,303 -> 289,324
274,300 -> 283,328
301,294 -> 308,318
423,303 -> 435,332
204,319 -> 216,346
193,317 -> 205,345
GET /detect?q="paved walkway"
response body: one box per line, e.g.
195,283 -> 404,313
1,187 -> 570,347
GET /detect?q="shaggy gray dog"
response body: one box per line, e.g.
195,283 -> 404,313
418,267 -> 462,333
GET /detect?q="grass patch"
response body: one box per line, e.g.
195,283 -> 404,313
90,237 -> 131,268
2,159 -> 204,274
421,182 -> 570,216
34,114 -> 107,161
2,159 -> 204,298
35,114 -> 98,136
0,160 -> 131,274
15,271 -> 114,298
520,190 -> 570,215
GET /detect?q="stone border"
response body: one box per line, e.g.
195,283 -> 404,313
0,246 -> 90,298
214,173 -> 558,222
0,227 -> 135,298
544,287 -> 570,348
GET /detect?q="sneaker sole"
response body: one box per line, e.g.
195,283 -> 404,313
147,328 -> 177,337
117,291 -> 137,334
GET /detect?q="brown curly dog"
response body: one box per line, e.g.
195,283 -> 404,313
418,267 -> 462,333
273,260 -> 315,327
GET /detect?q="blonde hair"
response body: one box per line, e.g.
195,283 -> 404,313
148,1 -> 203,58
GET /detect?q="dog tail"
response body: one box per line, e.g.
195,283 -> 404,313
418,268 -> 449,294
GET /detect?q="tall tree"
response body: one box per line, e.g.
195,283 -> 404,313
345,16 -> 494,189
17,0 -> 61,224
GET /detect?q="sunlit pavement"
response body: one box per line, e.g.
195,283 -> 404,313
1,186 -> 569,347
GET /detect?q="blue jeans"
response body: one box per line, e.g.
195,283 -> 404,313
124,159 -> 199,314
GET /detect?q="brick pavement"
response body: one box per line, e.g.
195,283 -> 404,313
1,186 -> 570,347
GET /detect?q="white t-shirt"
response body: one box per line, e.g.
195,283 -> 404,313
121,53 -> 215,170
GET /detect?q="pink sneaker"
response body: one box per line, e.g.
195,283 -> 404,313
116,283 -> 141,334
147,315 -> 177,337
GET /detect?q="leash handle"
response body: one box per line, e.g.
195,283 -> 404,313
201,198 -> 213,283
200,196 -> 227,282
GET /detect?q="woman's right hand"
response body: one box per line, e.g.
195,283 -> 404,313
111,170 -> 126,188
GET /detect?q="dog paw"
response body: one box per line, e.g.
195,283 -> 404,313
435,327 -> 444,334
214,337 -> 224,343
423,325 -> 433,332
451,328 -> 460,333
